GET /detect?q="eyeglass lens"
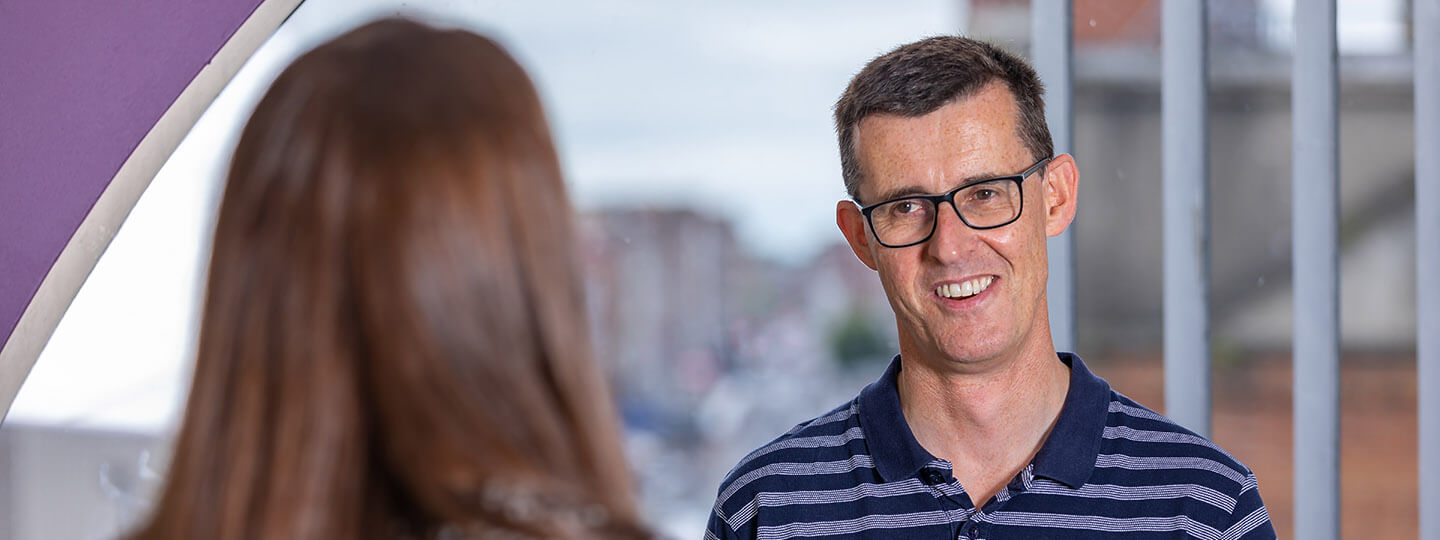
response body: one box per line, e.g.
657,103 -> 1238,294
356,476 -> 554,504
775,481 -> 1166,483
869,178 -> 1021,246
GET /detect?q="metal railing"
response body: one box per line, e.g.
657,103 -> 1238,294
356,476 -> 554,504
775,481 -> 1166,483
1291,3 -> 1340,538
1161,0 -> 1213,439
1034,0 -> 1077,354
1415,1 -> 1439,537
1031,1 -> 1437,538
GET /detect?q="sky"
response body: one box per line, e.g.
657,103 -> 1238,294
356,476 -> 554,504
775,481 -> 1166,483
250,0 -> 968,262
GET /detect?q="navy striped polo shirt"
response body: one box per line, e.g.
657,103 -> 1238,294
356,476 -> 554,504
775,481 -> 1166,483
705,353 -> 1275,539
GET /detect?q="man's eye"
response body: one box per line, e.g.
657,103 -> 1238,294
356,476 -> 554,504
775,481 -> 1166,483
895,201 -> 921,214
972,189 -> 997,200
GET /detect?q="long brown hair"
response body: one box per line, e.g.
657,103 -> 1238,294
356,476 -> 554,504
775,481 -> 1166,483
130,18 -> 644,539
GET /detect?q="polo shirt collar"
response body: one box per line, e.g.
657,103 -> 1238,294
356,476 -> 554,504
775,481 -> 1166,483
856,352 -> 1110,487
1030,352 -> 1110,487
857,355 -> 936,483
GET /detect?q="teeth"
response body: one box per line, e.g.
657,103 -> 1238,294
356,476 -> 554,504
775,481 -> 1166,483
936,276 -> 994,299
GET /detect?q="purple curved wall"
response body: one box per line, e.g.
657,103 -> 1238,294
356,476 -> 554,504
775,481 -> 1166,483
0,0 -> 265,348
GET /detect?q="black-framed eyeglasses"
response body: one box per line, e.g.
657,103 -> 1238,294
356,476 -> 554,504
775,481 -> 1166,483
858,156 -> 1052,248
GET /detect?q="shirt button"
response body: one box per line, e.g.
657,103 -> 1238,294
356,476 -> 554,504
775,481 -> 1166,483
923,469 -> 946,484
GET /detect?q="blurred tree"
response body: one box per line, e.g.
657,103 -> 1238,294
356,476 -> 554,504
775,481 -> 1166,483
828,309 -> 891,369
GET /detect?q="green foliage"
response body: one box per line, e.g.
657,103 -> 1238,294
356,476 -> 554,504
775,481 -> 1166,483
828,309 -> 890,369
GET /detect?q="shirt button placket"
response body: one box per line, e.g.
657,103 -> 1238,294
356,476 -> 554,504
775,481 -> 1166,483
965,513 -> 985,540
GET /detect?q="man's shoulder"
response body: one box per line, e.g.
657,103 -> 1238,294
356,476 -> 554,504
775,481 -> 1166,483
1078,390 -> 1275,538
716,399 -> 867,492
1097,390 -> 1258,488
709,399 -> 872,532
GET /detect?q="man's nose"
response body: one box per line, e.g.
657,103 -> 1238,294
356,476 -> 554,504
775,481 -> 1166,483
925,201 -> 974,263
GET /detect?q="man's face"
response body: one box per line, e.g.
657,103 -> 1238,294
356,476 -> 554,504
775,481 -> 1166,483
836,82 -> 1077,371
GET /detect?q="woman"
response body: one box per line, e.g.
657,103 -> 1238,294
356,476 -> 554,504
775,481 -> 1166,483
128,18 -> 646,539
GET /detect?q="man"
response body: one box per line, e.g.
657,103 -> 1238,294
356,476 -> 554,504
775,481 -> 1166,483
706,37 -> 1275,540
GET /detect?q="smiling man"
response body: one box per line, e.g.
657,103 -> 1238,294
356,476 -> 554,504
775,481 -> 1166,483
705,37 -> 1275,540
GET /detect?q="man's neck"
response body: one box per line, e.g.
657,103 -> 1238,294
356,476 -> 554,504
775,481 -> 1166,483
895,342 -> 1071,507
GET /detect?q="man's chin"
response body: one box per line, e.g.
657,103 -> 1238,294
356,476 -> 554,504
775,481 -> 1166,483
924,336 -> 1013,369
939,347 -> 1007,366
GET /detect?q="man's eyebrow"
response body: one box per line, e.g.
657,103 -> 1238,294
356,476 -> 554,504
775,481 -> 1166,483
868,171 -> 1008,204
868,185 -> 929,203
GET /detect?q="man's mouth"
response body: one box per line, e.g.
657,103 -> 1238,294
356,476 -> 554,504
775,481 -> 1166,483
936,276 -> 994,300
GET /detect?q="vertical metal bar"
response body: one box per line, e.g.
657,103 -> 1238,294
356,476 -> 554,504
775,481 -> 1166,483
1033,0 -> 1077,353
1416,1 -> 1440,538
1292,2 -> 1340,538
1162,0 -> 1210,437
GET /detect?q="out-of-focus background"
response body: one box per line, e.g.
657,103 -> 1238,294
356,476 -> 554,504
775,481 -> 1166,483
0,0 -> 1421,538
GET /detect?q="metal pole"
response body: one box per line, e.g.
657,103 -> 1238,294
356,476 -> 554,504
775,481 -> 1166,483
1292,2 -> 1340,538
1162,0 -> 1210,437
1033,0 -> 1077,354
1416,1 -> 1440,538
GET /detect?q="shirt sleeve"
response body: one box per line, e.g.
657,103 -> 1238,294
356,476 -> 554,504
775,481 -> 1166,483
1223,473 -> 1277,540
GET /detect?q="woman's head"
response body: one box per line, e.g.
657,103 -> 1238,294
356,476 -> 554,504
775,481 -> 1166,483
135,18 -> 640,539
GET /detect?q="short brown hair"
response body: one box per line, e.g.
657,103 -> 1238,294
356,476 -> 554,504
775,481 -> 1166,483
834,36 -> 1053,201
129,18 -> 645,540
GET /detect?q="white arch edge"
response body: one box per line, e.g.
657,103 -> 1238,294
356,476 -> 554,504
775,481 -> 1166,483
0,0 -> 306,424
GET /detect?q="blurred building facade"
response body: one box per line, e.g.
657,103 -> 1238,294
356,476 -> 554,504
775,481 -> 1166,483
580,208 -> 894,432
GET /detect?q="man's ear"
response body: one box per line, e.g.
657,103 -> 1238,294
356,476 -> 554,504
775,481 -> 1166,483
1042,153 -> 1079,238
837,200 -> 878,271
